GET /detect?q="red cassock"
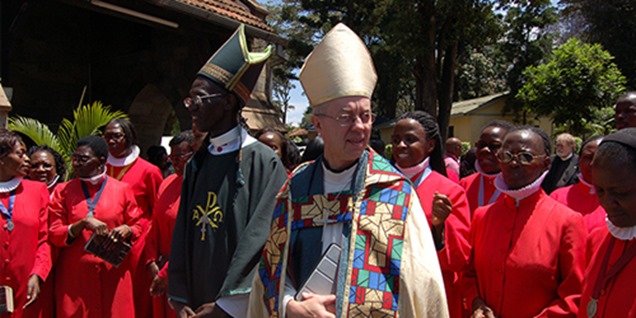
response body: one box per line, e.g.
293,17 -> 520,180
107,158 -> 163,318
144,174 -> 182,318
461,190 -> 586,318
414,171 -> 471,318
550,182 -> 606,233
49,178 -> 142,318
578,227 -> 636,318
459,172 -> 498,219
0,180 -> 52,318
446,167 -> 460,184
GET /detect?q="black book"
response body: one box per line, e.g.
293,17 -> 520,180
84,232 -> 132,267
0,285 -> 14,313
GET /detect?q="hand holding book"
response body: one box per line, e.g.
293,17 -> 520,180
84,230 -> 132,267
81,216 -> 108,236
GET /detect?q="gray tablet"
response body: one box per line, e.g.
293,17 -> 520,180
295,243 -> 342,300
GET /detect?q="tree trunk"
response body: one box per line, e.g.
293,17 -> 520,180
415,0 -> 438,116
438,41 -> 457,142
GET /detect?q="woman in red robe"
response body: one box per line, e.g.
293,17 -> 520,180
145,131 -> 194,318
578,128 -> 636,318
391,111 -> 471,318
462,127 -> 586,318
103,119 -> 163,318
0,130 -> 52,318
459,120 -> 516,218
27,144 -> 67,318
49,136 -> 142,318
27,145 -> 65,196
550,136 -> 605,233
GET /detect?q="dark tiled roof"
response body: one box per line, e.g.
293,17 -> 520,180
175,0 -> 273,32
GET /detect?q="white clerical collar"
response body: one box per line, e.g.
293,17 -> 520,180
107,145 -> 140,167
557,152 -> 574,161
474,161 -> 500,178
606,218 -> 636,241
494,170 -> 548,201
80,167 -> 107,185
397,157 -> 429,180
47,175 -> 60,189
207,126 -> 256,156
0,177 -> 22,193
576,172 -> 595,195
322,161 -> 357,194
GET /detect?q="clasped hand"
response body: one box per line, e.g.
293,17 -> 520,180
83,217 -> 131,240
286,292 -> 336,318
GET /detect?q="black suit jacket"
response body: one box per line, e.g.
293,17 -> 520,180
541,153 -> 579,194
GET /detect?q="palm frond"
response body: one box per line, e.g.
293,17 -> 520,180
8,116 -> 62,153
9,100 -> 129,181
74,101 -> 128,137
57,118 -> 76,160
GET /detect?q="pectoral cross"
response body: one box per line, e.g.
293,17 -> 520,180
314,196 -> 352,226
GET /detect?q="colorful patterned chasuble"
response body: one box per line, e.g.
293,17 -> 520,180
257,150 -> 414,317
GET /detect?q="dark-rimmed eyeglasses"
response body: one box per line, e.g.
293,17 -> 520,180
496,151 -> 546,165
475,142 -> 502,153
315,112 -> 376,127
103,133 -> 126,142
183,93 -> 225,110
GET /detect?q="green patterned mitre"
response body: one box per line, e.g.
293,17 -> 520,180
198,24 -> 272,104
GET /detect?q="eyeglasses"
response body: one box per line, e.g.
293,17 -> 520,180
475,142 -> 502,153
183,93 -> 225,110
496,151 -> 546,165
168,152 -> 193,162
315,112 -> 376,127
103,133 -> 126,142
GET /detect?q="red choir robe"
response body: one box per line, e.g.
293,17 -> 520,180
461,190 -> 586,318
107,157 -> 163,318
459,172 -> 498,219
578,227 -> 636,318
49,177 -> 142,318
446,167 -> 460,184
145,174 -> 182,318
550,181 -> 606,233
0,180 -> 52,318
414,171 -> 471,318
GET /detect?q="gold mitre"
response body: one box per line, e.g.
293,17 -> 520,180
299,23 -> 377,107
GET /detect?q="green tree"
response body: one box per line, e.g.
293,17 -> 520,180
456,46 -> 508,100
9,101 -> 128,179
499,0 -> 558,123
516,38 -> 626,137
273,0 -> 502,141
266,1 -> 318,125
560,0 -> 636,87
299,106 -> 314,129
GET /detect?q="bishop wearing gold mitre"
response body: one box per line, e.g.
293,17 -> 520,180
249,23 -> 448,318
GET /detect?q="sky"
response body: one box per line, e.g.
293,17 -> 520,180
285,81 -> 309,126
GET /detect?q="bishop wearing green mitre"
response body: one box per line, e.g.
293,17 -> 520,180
168,24 -> 287,318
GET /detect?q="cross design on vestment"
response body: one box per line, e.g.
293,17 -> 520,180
313,195 -> 352,226
192,191 -> 224,241
358,203 -> 404,267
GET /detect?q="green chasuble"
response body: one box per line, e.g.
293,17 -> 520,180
168,141 -> 287,309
